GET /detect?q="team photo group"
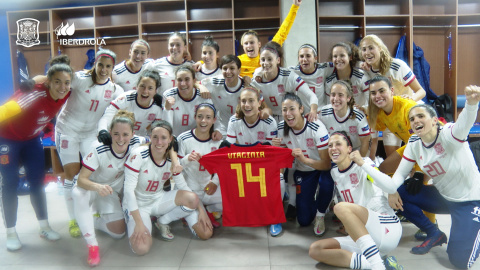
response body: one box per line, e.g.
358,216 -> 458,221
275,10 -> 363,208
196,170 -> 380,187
1,0 -> 480,269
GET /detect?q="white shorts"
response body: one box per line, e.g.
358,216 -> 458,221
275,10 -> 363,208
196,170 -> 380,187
382,128 -> 402,147
72,186 -> 124,220
124,190 -> 178,238
333,208 -> 402,256
55,130 -> 97,165
194,187 -> 222,209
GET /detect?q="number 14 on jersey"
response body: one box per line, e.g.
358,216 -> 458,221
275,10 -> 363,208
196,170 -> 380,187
230,163 -> 266,198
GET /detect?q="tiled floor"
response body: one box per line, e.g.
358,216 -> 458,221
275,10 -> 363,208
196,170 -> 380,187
1,186 -> 479,270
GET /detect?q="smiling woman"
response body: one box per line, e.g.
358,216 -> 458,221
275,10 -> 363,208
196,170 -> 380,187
0,61 -> 73,252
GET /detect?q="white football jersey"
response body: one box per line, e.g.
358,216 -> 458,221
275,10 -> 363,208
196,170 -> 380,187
163,88 -> 213,136
404,123 -> 480,202
201,75 -> 246,135
177,129 -> 222,191
98,90 -> 173,137
278,119 -> 329,171
56,71 -> 124,136
331,158 -> 394,215
226,115 -> 277,145
124,145 -> 191,211
324,67 -> 370,107
145,57 -> 194,95
81,136 -> 146,193
289,62 -> 335,107
112,59 -> 153,90
196,64 -> 222,83
364,58 -> 416,97
318,105 -> 370,151
251,67 -> 318,116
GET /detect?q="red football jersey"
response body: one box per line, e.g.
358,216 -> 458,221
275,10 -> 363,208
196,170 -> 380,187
0,84 -> 70,141
200,142 -> 293,227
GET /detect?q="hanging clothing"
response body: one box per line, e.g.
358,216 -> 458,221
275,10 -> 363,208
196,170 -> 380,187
16,50 -> 29,84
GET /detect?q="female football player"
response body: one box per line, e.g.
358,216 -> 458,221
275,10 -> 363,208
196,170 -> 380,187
177,103 -> 223,227
73,110 -> 146,266
112,39 -> 152,90
318,80 -> 370,157
123,120 -> 212,255
367,85 -> 480,269
55,49 -> 124,238
272,93 -> 332,236
0,61 -> 73,251
309,131 -> 403,270
196,36 -> 222,82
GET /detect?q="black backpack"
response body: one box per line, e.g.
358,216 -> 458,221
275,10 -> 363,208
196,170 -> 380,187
432,94 -> 453,122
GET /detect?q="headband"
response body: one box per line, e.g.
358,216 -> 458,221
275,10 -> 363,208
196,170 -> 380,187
331,132 -> 352,147
261,47 -> 279,57
95,54 -> 115,65
197,103 -> 217,115
299,44 -> 317,56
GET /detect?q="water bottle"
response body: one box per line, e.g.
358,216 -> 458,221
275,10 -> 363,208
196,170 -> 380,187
57,176 -> 64,195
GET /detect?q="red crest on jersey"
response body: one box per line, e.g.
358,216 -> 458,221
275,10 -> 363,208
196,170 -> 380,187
306,138 -> 314,148
108,164 -> 113,168
104,90 -> 112,99
130,155 -> 137,162
162,172 -> 171,180
352,85 -> 358,94
61,140 -> 69,149
211,147 -> 217,152
350,173 -> 359,185
148,113 -> 155,121
349,126 -> 358,134
126,81 -> 130,84
86,153 -> 93,160
278,85 -> 285,94
434,143 -> 445,155
0,155 -> 9,165
317,77 -> 323,84
257,131 -> 265,141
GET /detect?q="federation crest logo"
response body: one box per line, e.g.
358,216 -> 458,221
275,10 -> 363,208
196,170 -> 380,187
434,143 -> 445,155
257,131 -> 265,141
349,173 -> 359,185
104,90 -> 112,99
317,77 -> 323,84
278,85 -> 285,94
352,85 -> 358,94
211,147 -> 217,152
148,113 -> 156,121
306,138 -> 314,148
61,140 -> 69,149
349,126 -> 358,134
162,172 -> 171,180
0,155 -> 9,165
16,18 -> 41,47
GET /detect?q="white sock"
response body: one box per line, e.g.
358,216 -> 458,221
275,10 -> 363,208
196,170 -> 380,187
64,179 -> 76,220
356,235 -> 384,270
38,219 -> 49,229
158,205 -> 194,224
280,173 -> 285,200
94,216 -> 125,239
6,227 -> 16,234
349,252 -> 372,269
316,211 -> 325,217
72,187 -> 96,243
288,183 -> 296,207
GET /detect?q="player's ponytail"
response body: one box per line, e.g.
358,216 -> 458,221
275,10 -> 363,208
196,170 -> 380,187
110,110 -> 135,132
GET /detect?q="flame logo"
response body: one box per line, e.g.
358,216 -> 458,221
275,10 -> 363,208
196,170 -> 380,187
55,22 -> 75,37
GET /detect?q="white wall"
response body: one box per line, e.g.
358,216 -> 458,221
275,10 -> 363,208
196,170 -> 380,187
280,0 -> 317,68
